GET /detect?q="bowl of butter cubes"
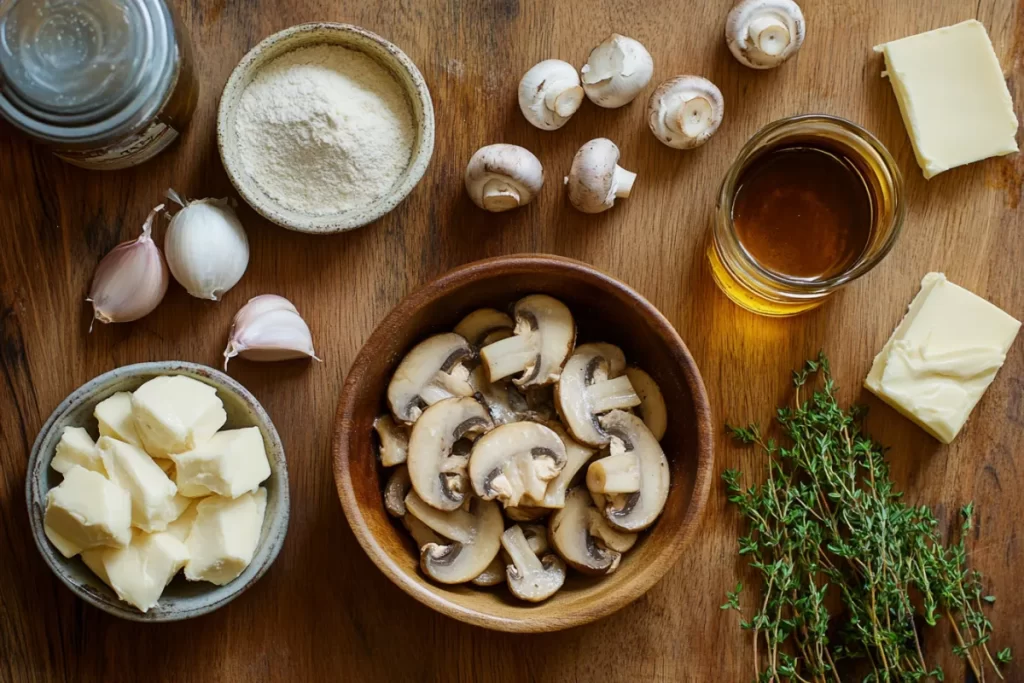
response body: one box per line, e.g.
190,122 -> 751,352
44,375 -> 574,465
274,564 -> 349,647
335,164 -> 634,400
26,361 -> 289,621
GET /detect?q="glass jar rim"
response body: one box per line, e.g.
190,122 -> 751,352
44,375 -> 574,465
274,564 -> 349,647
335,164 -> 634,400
717,113 -> 905,293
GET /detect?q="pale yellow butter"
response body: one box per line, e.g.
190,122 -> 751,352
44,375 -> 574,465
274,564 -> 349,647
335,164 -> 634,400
165,500 -> 199,543
84,530 -> 189,612
94,392 -> 143,448
131,376 -> 227,456
874,20 -> 1018,179
98,436 -> 191,532
171,427 -> 271,499
866,273 -> 1020,443
44,466 -> 131,558
185,488 -> 267,586
51,426 -> 104,475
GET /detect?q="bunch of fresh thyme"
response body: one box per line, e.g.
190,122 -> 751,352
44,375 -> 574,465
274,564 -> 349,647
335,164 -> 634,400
721,354 -> 1011,683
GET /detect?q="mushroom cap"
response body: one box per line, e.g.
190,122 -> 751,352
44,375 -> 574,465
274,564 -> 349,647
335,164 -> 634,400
566,138 -> 636,214
373,414 -> 410,467
580,34 -> 654,108
387,333 -> 474,423
416,497 -> 504,584
402,514 -> 444,549
384,465 -> 412,517
471,556 -> 506,586
596,410 -> 670,532
519,421 -> 596,509
647,75 -> 724,150
501,525 -> 566,602
468,421 -> 568,507
407,397 -> 493,511
555,343 -> 641,447
625,367 -> 667,440
479,294 -> 576,387
518,59 -> 584,131
548,486 -> 635,575
574,343 -> 626,377
454,308 -> 515,347
726,0 -> 806,69
464,144 -> 544,212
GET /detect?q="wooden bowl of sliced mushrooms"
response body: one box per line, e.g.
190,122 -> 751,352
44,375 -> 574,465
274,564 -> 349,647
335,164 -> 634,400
333,254 -> 713,632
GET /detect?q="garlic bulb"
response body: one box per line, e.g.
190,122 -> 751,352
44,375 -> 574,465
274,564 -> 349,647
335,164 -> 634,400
224,295 -> 319,370
88,204 -> 169,328
164,189 -> 249,301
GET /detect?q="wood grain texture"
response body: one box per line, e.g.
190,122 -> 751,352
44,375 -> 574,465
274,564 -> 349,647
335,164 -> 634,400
0,0 -> 1021,681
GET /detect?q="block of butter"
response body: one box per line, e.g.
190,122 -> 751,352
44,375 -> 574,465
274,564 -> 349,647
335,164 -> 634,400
51,426 -> 105,475
165,500 -> 199,543
131,376 -> 227,456
865,273 -> 1021,443
874,20 -> 1018,179
185,488 -> 267,586
98,436 -> 190,532
94,391 -> 143,448
44,466 -> 131,558
171,427 -> 271,498
83,531 -> 189,612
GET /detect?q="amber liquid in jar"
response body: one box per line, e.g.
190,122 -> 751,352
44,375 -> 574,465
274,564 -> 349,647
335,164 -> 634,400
732,146 -> 873,281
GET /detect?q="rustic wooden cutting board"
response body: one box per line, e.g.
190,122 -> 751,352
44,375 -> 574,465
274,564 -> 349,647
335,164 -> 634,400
1,0 -> 1020,680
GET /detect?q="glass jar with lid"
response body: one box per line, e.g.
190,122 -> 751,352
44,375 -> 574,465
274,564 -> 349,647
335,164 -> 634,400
0,0 -> 198,169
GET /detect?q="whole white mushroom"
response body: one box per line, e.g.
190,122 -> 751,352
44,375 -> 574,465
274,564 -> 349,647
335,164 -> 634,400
647,76 -> 724,150
464,144 -> 544,212
564,138 -> 636,214
518,60 -> 584,131
580,34 -> 654,108
726,0 -> 806,69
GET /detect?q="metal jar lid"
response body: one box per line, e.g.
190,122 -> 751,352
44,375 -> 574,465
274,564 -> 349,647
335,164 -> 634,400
0,0 -> 178,147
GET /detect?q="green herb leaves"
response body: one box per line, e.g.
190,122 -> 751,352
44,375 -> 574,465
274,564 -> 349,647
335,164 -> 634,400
722,354 -> 1010,682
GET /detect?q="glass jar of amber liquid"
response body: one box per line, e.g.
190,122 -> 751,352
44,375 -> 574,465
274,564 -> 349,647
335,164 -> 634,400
708,114 -> 904,316
0,0 -> 198,170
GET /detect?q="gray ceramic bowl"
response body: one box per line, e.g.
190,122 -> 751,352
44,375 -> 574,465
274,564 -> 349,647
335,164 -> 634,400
217,22 -> 436,233
26,362 -> 290,622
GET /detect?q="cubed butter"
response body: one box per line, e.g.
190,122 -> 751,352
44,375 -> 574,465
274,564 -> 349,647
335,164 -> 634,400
83,530 -> 189,612
44,466 -> 131,558
94,391 -> 143,447
171,427 -> 271,498
51,426 -> 105,475
874,20 -> 1018,179
185,488 -> 267,586
98,436 -> 191,532
865,273 -> 1021,443
131,376 -> 227,456
165,500 -> 199,543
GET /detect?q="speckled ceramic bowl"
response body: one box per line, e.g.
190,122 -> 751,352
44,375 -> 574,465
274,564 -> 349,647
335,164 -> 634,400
217,22 -> 435,234
26,362 -> 290,622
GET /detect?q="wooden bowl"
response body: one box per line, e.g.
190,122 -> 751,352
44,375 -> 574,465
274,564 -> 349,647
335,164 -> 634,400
333,255 -> 714,632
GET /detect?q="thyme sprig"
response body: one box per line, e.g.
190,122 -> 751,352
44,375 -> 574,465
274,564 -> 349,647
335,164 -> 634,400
722,354 -> 1010,683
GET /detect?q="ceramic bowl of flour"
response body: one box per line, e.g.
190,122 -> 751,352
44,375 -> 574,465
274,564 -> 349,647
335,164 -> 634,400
218,23 -> 435,234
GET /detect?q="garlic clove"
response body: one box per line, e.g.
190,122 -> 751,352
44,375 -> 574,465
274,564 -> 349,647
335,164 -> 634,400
518,59 -> 584,130
580,34 -> 654,108
223,295 -> 318,370
164,190 -> 249,301
647,76 -> 724,150
88,204 -> 169,328
726,0 -> 805,69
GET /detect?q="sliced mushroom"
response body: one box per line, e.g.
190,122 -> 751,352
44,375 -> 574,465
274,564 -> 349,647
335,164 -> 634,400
555,344 -> 641,447
586,452 -> 641,494
580,34 -> 654,108
596,411 -> 669,532
465,144 -> 544,212
565,138 -> 637,214
468,365 -> 523,426
454,308 -> 515,347
549,486 -> 637,575
384,465 -> 412,517
505,505 -> 550,522
625,367 -> 667,440
407,397 -> 494,511
574,343 -> 626,377
387,333 -> 475,424
726,0 -> 805,69
479,295 -> 575,387
519,421 -> 596,509
469,422 -> 568,507
501,525 -> 566,602
647,76 -> 724,150
521,523 -> 549,555
402,514 -> 444,548
472,556 -> 506,586
374,415 -> 410,467
406,493 -> 504,584
518,59 -> 585,130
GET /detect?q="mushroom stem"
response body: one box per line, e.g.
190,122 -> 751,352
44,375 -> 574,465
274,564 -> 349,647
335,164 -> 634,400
502,525 -> 544,575
612,166 -> 636,199
587,451 -> 642,494
586,375 -> 641,414
668,95 -> 714,139
548,85 -> 585,117
481,179 -> 523,212
748,15 -> 790,56
480,333 -> 537,382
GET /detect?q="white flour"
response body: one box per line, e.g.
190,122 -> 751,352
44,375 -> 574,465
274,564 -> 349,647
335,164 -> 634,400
234,45 -> 415,217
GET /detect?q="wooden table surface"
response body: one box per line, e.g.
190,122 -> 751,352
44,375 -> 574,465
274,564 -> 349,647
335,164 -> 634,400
2,0 -> 1021,681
